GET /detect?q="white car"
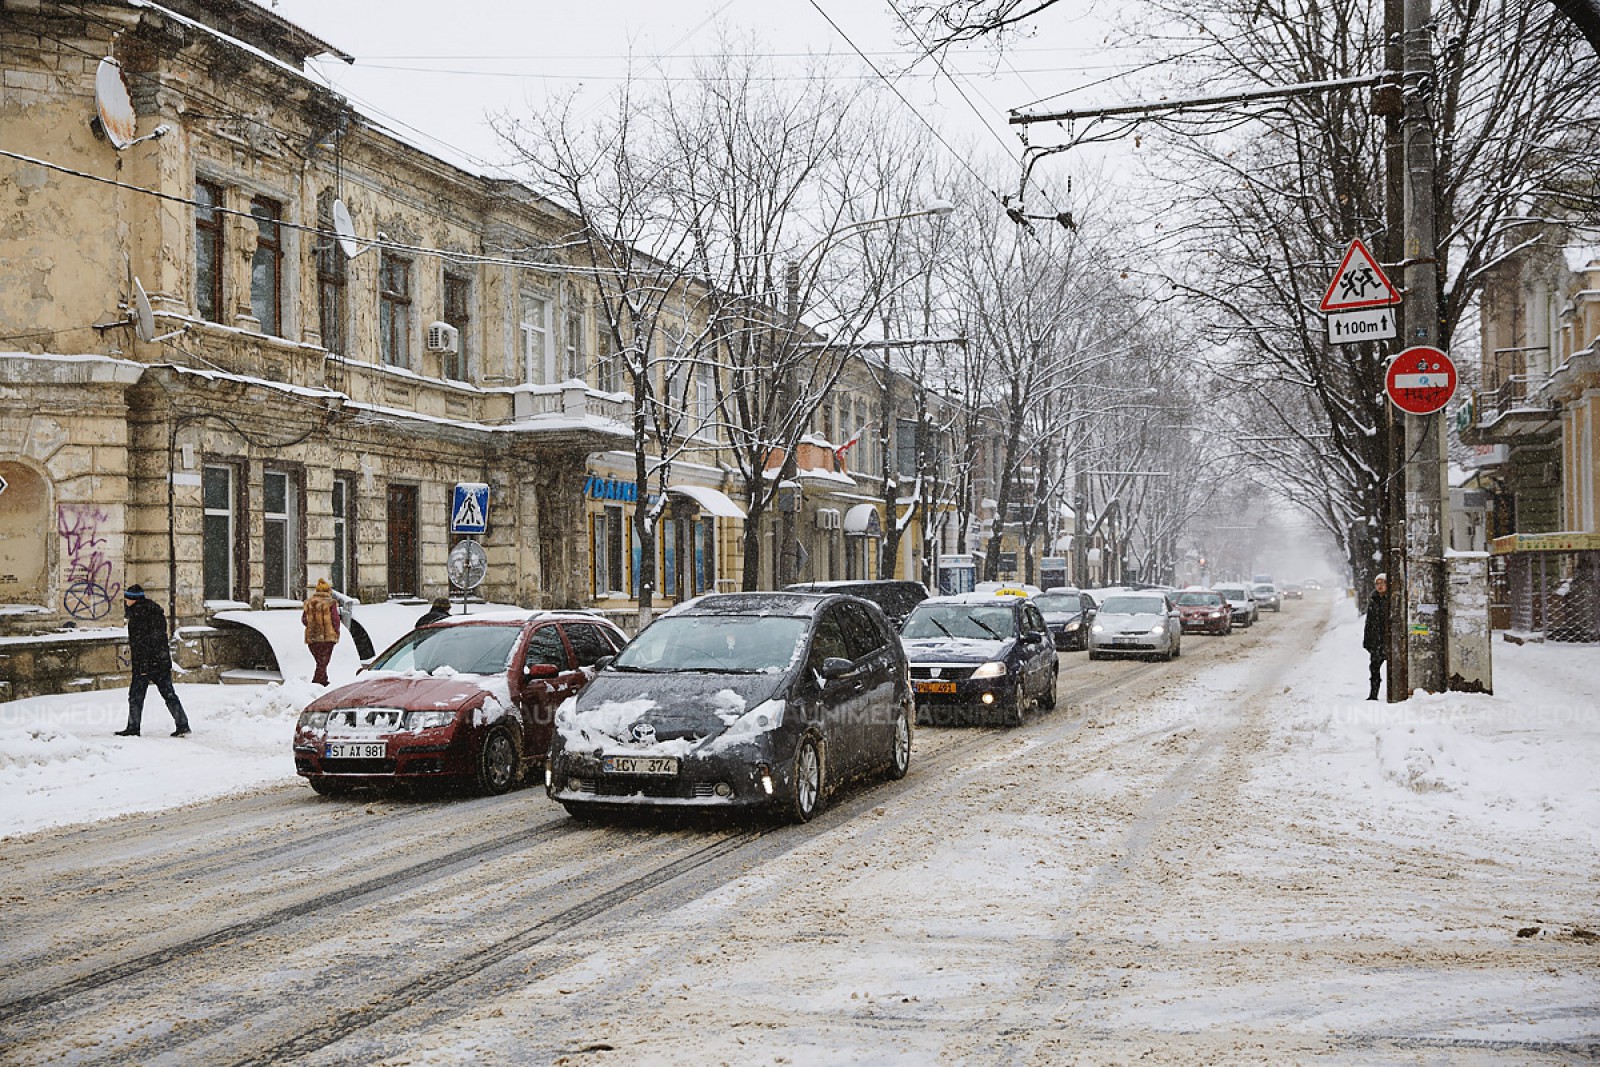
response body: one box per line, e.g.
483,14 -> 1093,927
1087,591 -> 1183,661
1214,584 -> 1259,627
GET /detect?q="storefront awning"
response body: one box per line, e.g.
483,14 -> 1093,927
666,483 -> 747,519
843,503 -> 883,536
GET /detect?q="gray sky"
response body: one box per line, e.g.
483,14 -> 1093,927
267,0 -> 1147,193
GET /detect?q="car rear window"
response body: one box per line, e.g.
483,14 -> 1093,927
371,624 -> 523,675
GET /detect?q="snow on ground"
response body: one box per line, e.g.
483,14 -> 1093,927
0,601 -> 519,839
2,598 -> 1597,864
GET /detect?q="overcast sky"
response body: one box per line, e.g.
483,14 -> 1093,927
267,0 -> 1147,194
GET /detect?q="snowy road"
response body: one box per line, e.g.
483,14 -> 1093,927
1,598 -> 1595,1064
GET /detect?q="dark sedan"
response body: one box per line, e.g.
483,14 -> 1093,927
294,610 -> 626,796
900,594 -> 1059,726
1032,587 -> 1097,650
547,593 -> 913,823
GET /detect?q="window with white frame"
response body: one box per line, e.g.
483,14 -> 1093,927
203,464 -> 236,601
250,195 -> 283,336
379,254 -> 413,368
565,310 -> 585,380
331,475 -> 355,593
520,294 -> 551,384
695,360 -> 716,426
263,469 -> 298,599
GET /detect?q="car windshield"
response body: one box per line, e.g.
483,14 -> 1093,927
1217,588 -> 1247,599
1177,592 -> 1223,607
1033,592 -> 1080,610
1099,596 -> 1167,615
1253,585 -> 1274,594
370,624 -> 522,675
612,615 -> 808,673
902,604 -> 1018,640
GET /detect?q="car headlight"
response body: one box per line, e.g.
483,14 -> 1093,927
1148,625 -> 1166,635
1065,620 -> 1081,631
971,661 -> 1006,679
402,710 -> 457,730
1091,623 -> 1105,633
1209,610 -> 1222,617
297,709 -> 329,730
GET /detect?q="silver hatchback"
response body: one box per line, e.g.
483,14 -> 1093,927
1087,592 -> 1183,661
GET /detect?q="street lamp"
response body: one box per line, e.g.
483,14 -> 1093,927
775,198 -> 956,586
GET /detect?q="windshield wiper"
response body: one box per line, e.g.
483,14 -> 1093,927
970,618 -> 1003,639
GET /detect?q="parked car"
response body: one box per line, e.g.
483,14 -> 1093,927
1032,587 -> 1098,650
1251,582 -> 1282,612
1087,591 -> 1183,660
1214,584 -> 1259,627
783,579 -> 929,629
900,593 -> 1059,726
1282,582 -> 1304,600
293,610 -> 627,796
1174,588 -> 1232,635
547,592 -> 913,823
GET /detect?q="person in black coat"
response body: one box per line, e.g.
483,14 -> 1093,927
416,597 -> 452,627
1362,573 -> 1389,701
116,585 -> 192,737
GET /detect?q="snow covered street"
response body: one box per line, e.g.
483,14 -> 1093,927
1,594 -> 1596,1063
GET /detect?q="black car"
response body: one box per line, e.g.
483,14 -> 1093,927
899,593 -> 1059,726
782,579 -> 929,629
547,592 -> 913,823
1031,587 -> 1097,650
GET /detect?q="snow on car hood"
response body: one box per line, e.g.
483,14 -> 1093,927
558,671 -> 787,756
900,637 -> 1012,664
302,669 -> 512,724
1100,612 -> 1166,634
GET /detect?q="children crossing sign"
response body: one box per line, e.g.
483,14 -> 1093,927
1321,238 -> 1402,344
450,482 -> 490,534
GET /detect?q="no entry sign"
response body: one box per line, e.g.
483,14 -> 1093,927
1386,345 -> 1457,415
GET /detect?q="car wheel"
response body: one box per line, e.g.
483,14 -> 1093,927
475,725 -> 519,796
1172,636 -> 1182,659
308,777 -> 348,797
1040,667 -> 1059,711
887,704 -> 912,780
1088,649 -> 1103,661
783,734 -> 824,823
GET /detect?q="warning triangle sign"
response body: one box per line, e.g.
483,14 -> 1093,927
1319,238 -> 1402,312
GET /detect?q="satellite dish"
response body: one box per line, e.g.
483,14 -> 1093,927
130,277 -> 187,344
94,58 -> 138,150
331,198 -> 369,259
447,540 -> 488,592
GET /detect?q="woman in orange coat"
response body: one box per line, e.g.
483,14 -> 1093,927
302,578 -> 342,686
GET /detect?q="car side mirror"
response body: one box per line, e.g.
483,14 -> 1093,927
524,662 -> 559,679
594,654 -> 614,671
819,656 -> 854,680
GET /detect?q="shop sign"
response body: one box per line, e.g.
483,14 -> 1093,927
584,475 -> 640,502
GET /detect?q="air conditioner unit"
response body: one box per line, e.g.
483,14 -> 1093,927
816,508 -> 842,530
426,321 -> 459,354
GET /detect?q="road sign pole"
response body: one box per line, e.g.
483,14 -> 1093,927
1400,0 -> 1447,696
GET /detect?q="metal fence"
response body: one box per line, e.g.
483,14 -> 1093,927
1498,548 -> 1600,643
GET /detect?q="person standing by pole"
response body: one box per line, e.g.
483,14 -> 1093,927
115,585 -> 191,737
302,578 -> 341,686
1364,573 -> 1390,701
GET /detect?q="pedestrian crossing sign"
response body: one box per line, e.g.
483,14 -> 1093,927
451,482 -> 490,534
1319,238 -> 1402,312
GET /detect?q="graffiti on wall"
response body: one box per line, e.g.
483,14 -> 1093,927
57,504 -> 122,620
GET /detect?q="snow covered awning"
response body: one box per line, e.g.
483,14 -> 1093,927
843,503 -> 882,536
666,484 -> 746,519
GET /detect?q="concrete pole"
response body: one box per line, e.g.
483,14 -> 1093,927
777,259 -> 801,588
1401,0 -> 1449,694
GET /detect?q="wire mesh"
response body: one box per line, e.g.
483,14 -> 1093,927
1502,550 -> 1600,643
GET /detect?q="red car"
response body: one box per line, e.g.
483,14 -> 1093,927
1174,589 -> 1233,635
293,610 -> 627,796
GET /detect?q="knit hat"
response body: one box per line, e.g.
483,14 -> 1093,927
124,584 -> 146,599
315,578 -> 332,593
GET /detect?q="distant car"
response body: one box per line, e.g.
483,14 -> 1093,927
1174,589 -> 1232,635
1087,591 -> 1183,660
1032,587 -> 1097,650
1282,583 -> 1304,600
1214,584 -> 1259,627
1251,582 -> 1282,612
294,610 -> 627,796
900,593 -> 1059,726
783,579 -> 929,629
1303,578 -> 1322,591
547,592 -> 912,823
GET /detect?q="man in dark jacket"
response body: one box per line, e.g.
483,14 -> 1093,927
116,585 -> 192,737
416,597 -> 452,627
1362,573 -> 1389,701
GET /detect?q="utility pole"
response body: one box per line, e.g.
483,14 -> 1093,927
777,259 -> 802,588
1382,0 -> 1409,701
1400,0 -> 1449,694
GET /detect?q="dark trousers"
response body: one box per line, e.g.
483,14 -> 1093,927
128,668 -> 190,732
308,641 -> 335,686
1368,650 -> 1386,700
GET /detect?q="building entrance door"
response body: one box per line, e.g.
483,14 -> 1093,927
386,484 -> 418,597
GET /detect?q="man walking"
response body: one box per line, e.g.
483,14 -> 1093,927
1363,573 -> 1389,701
302,578 -> 342,686
116,585 -> 191,737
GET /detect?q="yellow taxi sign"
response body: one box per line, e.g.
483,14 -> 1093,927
991,586 -> 1031,597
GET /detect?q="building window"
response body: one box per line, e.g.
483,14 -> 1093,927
262,469 -> 298,600
380,254 -> 412,368
443,272 -> 471,381
331,475 -> 355,593
565,310 -> 585,380
250,196 -> 282,335
520,294 -> 550,383
317,201 -> 347,356
202,464 -> 236,601
696,362 -> 716,425
597,336 -> 623,393
195,179 -> 223,323
592,505 -> 625,597
897,418 -> 919,477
